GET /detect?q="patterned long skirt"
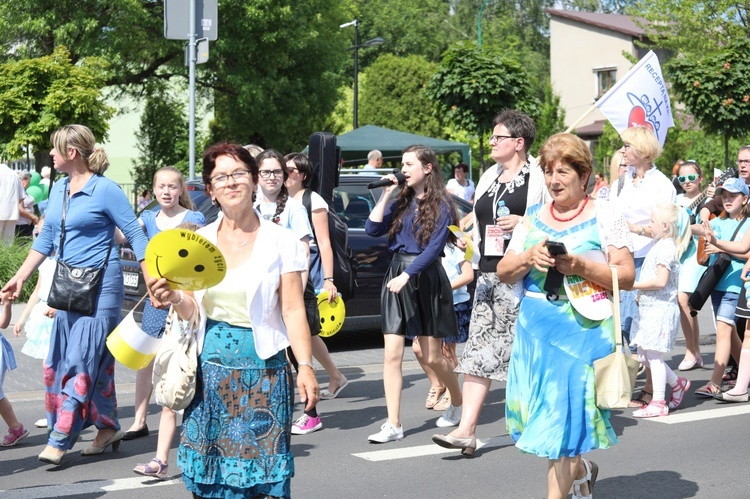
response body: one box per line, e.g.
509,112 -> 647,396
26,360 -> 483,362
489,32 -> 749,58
455,272 -> 517,381
178,320 -> 294,498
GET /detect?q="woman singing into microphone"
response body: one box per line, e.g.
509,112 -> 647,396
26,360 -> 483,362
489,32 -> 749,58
365,145 -> 462,443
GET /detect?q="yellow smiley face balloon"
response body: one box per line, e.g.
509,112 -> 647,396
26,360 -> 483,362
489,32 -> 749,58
317,291 -> 346,337
145,229 -> 226,291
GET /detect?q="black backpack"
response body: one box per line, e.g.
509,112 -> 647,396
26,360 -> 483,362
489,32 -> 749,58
302,189 -> 356,300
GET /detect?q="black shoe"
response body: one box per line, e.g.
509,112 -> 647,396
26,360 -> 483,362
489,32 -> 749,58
121,425 -> 149,440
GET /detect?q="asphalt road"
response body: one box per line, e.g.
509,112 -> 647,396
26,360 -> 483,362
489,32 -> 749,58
1,306 -> 749,498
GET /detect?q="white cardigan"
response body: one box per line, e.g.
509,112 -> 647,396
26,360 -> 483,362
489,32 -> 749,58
193,216 -> 308,359
472,158 -> 551,268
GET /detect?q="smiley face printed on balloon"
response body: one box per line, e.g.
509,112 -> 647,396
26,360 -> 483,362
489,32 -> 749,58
145,229 -> 226,291
317,291 -> 346,337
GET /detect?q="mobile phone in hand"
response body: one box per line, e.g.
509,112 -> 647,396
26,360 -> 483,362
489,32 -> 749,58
545,240 -> 568,256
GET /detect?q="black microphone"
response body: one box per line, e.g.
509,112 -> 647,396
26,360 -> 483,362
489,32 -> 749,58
367,172 -> 406,189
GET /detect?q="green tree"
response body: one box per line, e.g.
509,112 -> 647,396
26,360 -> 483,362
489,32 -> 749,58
426,42 -> 540,168
208,0 -> 349,152
0,1 -> 181,88
352,0 -> 451,66
131,84 -> 190,193
669,38 -> 750,167
531,81 -> 567,156
359,54 -> 441,137
632,1 -> 750,56
0,46 -> 114,160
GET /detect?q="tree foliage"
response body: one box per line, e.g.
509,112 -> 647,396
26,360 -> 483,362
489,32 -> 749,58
0,0 -> 181,89
531,81 -> 567,156
359,54 -> 441,137
131,84 -> 190,192
207,0 -> 349,152
0,46 -> 113,158
669,38 -> 750,165
426,42 -> 540,138
631,0 -> 750,56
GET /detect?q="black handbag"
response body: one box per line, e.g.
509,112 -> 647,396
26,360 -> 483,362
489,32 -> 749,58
47,181 -> 112,316
688,218 -> 747,316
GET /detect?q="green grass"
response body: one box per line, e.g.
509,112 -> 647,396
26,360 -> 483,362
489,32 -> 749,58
0,237 -> 39,302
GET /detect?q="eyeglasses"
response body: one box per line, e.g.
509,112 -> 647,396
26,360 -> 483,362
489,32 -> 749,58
736,159 -> 750,166
489,135 -> 517,144
210,170 -> 251,185
258,169 -> 284,179
677,173 -> 699,183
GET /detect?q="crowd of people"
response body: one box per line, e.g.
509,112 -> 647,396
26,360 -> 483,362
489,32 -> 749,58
0,115 -> 748,499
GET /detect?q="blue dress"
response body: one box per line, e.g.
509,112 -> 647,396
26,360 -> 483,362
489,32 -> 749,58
33,176 -> 148,450
506,204 -> 620,459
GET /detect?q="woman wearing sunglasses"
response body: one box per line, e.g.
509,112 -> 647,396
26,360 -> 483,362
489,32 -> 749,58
674,162 -> 706,371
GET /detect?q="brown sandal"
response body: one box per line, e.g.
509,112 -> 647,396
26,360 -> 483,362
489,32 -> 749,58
425,387 -> 446,409
628,390 -> 652,408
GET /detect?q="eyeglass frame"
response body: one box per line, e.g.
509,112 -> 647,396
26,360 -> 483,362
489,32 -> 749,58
258,169 -> 285,179
210,170 -> 252,185
736,159 -> 750,166
489,134 -> 518,144
677,173 -> 700,184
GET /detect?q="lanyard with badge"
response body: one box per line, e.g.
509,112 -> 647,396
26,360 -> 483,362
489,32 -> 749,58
483,174 -> 512,257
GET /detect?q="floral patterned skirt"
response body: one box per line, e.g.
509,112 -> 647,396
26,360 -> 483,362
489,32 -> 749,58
455,272 -> 516,381
178,320 -> 294,498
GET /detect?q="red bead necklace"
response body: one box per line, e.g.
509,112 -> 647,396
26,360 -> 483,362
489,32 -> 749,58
549,195 -> 590,222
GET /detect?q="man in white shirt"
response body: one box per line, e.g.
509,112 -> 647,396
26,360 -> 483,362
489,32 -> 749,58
0,163 -> 25,244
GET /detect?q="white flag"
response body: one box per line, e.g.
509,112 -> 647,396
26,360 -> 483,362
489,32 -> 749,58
596,51 -> 674,145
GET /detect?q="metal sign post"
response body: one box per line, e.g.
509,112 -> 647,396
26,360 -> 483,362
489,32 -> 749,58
164,0 -> 217,180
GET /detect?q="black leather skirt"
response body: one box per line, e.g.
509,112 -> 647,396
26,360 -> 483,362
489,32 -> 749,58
381,253 -> 459,338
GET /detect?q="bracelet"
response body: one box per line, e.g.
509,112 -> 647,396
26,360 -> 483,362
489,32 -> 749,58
639,226 -> 646,236
298,361 -> 315,370
171,290 -> 184,306
324,277 -> 335,282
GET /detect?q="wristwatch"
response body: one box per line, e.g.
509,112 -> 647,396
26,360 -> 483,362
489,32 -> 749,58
639,226 -> 646,236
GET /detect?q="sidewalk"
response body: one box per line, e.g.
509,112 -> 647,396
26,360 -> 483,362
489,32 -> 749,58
2,301 -> 719,398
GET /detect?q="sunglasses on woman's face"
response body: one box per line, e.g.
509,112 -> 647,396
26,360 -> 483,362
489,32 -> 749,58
678,174 -> 699,183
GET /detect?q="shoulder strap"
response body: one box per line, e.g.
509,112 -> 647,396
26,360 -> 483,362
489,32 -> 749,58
730,217 -> 748,242
302,189 -> 314,231
57,180 -> 70,259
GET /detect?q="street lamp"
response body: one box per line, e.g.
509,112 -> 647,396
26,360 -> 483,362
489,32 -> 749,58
340,19 -> 385,129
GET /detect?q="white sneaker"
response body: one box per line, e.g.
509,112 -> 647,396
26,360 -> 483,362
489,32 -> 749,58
34,418 -> 47,428
435,404 -> 462,428
368,420 -> 404,443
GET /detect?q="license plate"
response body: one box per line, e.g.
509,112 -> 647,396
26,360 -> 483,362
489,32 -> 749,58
123,272 -> 139,288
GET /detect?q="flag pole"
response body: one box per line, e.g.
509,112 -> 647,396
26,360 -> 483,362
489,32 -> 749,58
564,103 -> 599,134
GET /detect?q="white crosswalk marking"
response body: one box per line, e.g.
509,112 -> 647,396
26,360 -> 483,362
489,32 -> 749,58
0,476 -> 183,498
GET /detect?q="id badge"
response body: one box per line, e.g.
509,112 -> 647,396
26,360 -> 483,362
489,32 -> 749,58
484,224 -> 505,256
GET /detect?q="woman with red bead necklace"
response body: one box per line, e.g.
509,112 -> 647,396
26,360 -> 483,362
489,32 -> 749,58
497,133 -> 635,499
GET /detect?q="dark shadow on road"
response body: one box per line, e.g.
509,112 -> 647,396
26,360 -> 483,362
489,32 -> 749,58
597,470 -> 699,498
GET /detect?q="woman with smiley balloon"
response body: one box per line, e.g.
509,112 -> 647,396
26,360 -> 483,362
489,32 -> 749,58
147,143 -> 317,498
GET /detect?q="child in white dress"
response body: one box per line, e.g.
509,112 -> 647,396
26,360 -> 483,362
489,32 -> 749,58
631,202 -> 693,417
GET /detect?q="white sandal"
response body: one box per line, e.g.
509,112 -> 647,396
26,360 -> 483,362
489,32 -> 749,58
572,459 -> 598,499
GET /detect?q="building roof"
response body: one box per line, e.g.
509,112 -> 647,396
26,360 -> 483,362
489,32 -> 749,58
574,119 -> 606,139
546,9 -> 647,38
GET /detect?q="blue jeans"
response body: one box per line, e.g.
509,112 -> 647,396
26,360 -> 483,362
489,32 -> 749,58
621,257 -> 645,353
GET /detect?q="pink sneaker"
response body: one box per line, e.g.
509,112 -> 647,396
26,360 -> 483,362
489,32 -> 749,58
1,424 -> 29,447
669,377 -> 691,410
291,414 -> 322,435
633,399 -> 668,418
